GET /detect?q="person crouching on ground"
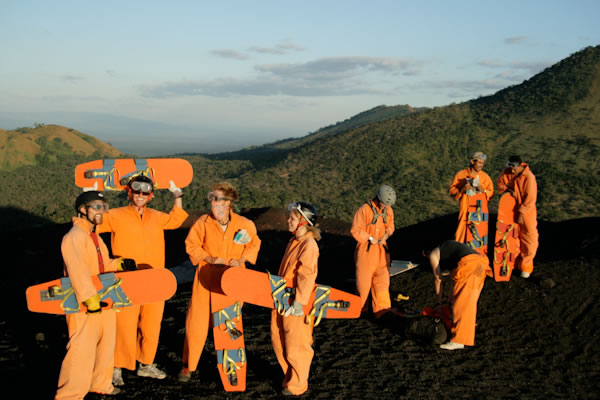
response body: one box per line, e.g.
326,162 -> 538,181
271,202 -> 321,396
423,240 -> 492,350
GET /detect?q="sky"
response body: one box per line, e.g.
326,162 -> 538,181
1,1 -> 598,155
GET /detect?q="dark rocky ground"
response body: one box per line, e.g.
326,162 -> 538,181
1,209 -> 598,399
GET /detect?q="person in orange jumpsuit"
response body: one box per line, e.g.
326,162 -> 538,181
448,152 -> 494,244
56,191 -> 126,399
271,201 -> 320,396
424,240 -> 491,350
497,155 -> 538,278
97,174 -> 188,386
351,184 -> 396,317
178,182 -> 261,382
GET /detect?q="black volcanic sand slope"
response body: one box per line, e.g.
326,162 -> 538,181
1,213 -> 599,399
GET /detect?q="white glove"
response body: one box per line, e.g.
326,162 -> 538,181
233,229 -> 251,245
284,300 -> 304,317
83,182 -> 98,192
169,180 -> 183,198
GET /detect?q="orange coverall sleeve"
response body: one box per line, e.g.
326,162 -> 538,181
518,172 -> 537,216
62,228 -> 99,304
294,240 -> 319,305
239,218 -> 261,265
480,172 -> 494,200
350,204 -> 371,243
159,204 -> 189,229
496,169 -> 512,195
448,170 -> 467,200
185,216 -> 210,266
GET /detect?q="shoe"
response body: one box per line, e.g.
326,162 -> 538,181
112,367 -> 124,386
137,363 -> 167,379
440,341 -> 465,350
520,271 -> 531,279
282,388 -> 301,396
107,387 -> 121,396
178,368 -> 193,383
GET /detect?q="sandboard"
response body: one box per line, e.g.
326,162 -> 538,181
75,158 -> 193,191
26,269 -> 177,314
390,260 -> 419,277
211,291 -> 247,392
493,193 -> 520,282
221,267 -> 361,326
465,193 -> 489,256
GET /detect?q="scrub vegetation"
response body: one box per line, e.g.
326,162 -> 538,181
1,45 -> 599,230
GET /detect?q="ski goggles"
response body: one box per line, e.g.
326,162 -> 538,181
87,203 -> 106,211
130,181 -> 153,194
207,191 -> 231,202
287,202 -> 314,226
506,161 -> 520,168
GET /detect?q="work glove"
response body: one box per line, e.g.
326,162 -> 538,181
83,182 -> 99,192
84,293 -> 108,314
284,300 -> 304,317
169,180 -> 183,198
118,257 -> 137,271
233,229 -> 251,245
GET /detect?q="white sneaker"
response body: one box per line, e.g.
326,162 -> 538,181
112,367 -> 124,386
137,363 -> 167,379
520,271 -> 531,279
440,341 -> 465,350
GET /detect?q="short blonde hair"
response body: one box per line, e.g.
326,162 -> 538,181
212,182 -> 239,202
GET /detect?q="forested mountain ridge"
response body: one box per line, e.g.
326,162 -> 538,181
1,45 -> 599,231
0,124 -> 122,170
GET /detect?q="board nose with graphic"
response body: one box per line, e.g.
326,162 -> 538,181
75,158 -> 193,191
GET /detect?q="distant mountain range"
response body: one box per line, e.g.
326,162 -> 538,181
1,45 -> 598,231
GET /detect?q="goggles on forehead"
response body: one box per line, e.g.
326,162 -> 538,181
287,202 -> 314,226
506,161 -> 520,168
130,181 -> 153,194
207,191 -> 230,202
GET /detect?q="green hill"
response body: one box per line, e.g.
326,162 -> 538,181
1,45 -> 599,230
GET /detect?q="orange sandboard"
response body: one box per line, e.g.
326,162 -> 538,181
493,193 -> 520,282
221,267 -> 362,325
466,193 -> 489,256
75,158 -> 193,191
211,291 -> 247,392
26,269 -> 177,314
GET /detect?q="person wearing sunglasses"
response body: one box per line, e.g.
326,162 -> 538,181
448,152 -> 494,247
497,155 -> 539,279
97,173 -> 189,386
270,201 -> 320,396
350,184 -> 396,318
178,182 -> 261,384
56,191 -> 125,398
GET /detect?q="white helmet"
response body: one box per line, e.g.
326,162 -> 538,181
376,184 -> 396,206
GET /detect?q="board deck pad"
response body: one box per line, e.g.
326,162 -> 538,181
493,193 -> 520,282
466,193 -> 489,256
220,267 -> 361,325
390,260 -> 419,277
26,268 -> 177,314
75,158 -> 193,191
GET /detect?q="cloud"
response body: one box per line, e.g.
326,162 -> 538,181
60,74 -> 84,83
211,49 -> 249,60
478,59 -> 552,75
141,56 -> 422,98
249,40 -> 307,55
105,69 -> 118,77
504,36 -> 528,45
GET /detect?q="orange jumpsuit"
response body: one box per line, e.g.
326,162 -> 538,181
97,204 -> 188,370
351,200 -> 394,315
497,164 -> 538,273
449,253 -> 491,346
182,210 -> 261,372
448,167 -> 494,242
270,232 -> 319,396
56,217 -> 120,400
